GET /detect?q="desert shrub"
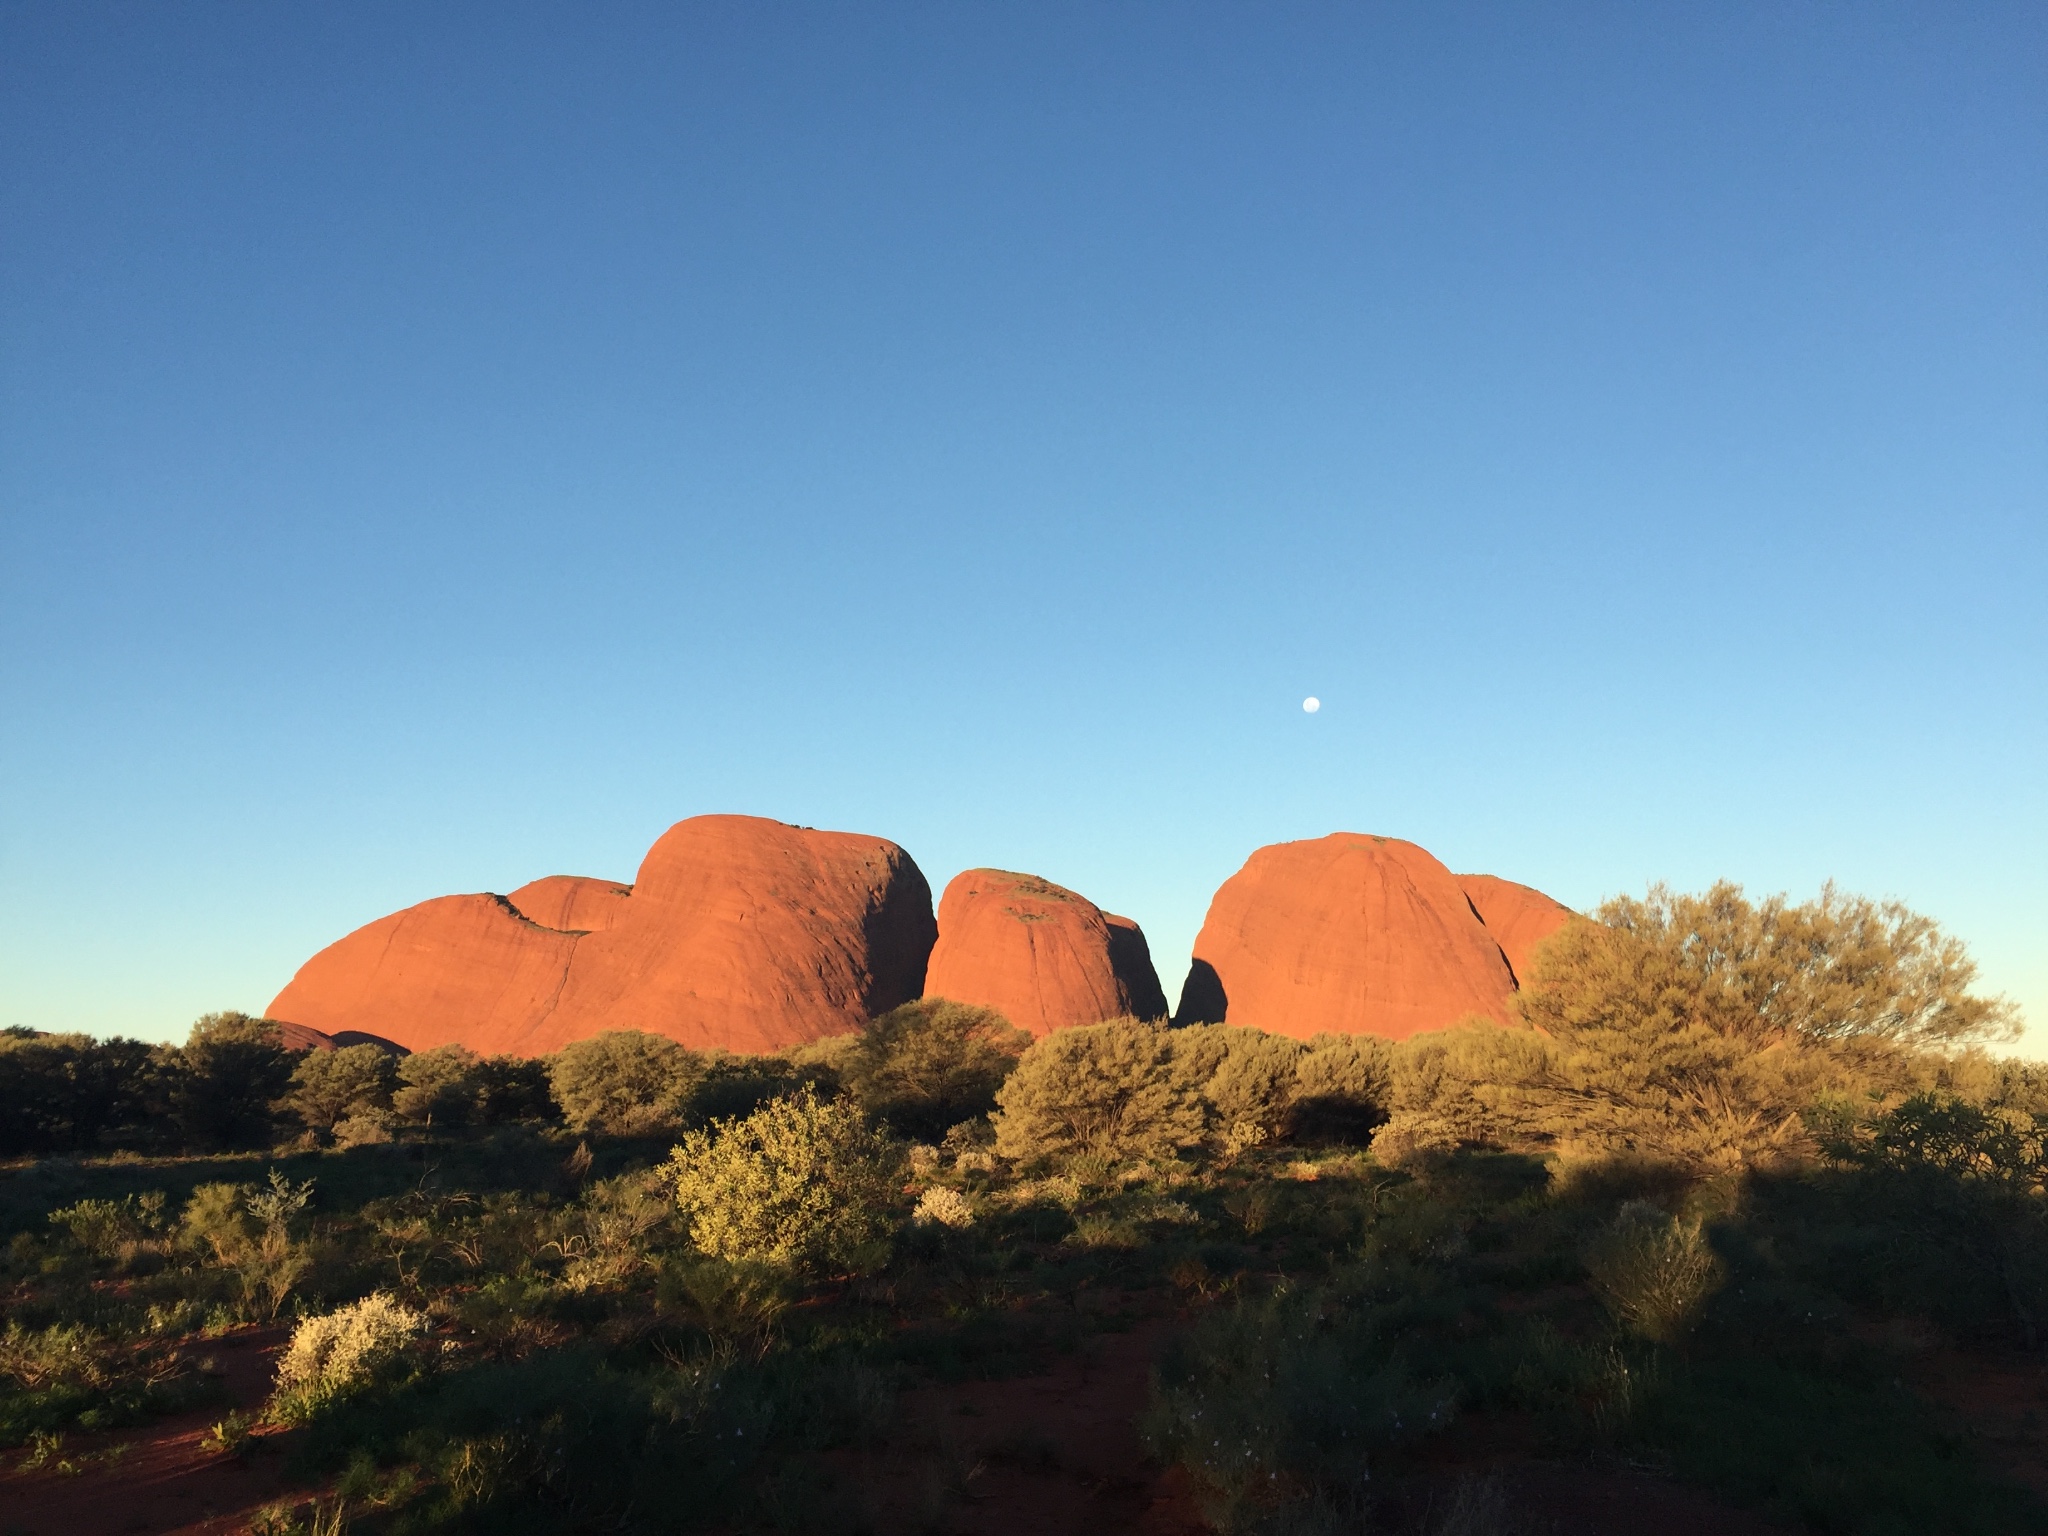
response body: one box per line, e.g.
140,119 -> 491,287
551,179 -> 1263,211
1583,1202 -> 1723,1344
1143,1285 -> 1459,1532
471,1055 -> 559,1124
992,1018 -> 1206,1165
1362,885 -> 2022,1178
658,1257 -> 795,1355
911,1186 -> 975,1229
1288,1033 -> 1395,1144
548,1031 -> 704,1136
1373,1023 -> 1556,1166
0,1030 -> 158,1155
843,998 -> 1031,1139
548,1172 -> 676,1291
1176,1025 -> 1307,1151
166,1013 -> 301,1149
48,1192 -> 168,1265
685,1051 -> 825,1126
664,1089 -> 898,1274
283,1043 -> 398,1131
272,1292 -> 428,1418
393,1045 -> 482,1125
180,1170 -> 316,1320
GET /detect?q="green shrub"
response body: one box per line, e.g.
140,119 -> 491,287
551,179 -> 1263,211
393,1045 -> 482,1125
0,1030 -> 158,1155
992,1018 -> 1205,1165
548,1031 -> 704,1136
1143,1285 -> 1458,1532
1583,1202 -> 1723,1344
166,1013 -> 301,1149
282,1043 -> 398,1131
48,1192 -> 167,1265
1288,1033 -> 1394,1144
271,1292 -> 428,1420
843,998 -> 1030,1139
663,1090 -> 897,1274
179,1171 -> 316,1320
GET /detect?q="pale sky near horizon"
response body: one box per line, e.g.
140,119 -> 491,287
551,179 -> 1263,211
3,4 -> 2043,1052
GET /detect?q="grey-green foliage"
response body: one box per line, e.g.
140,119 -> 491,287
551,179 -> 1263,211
842,998 -> 1030,1140
393,1044 -> 481,1124
282,1043 -> 398,1130
992,1018 -> 1206,1164
548,1031 -> 707,1136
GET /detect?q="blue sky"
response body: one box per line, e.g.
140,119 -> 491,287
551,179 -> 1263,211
3,3 -> 2043,1050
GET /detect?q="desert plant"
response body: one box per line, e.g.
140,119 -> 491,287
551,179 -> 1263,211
658,1257 -> 794,1357
663,1089 -> 898,1273
48,1191 -> 167,1264
164,1013 -> 301,1149
547,1172 -> 676,1291
548,1031 -> 704,1136
281,1043 -> 398,1131
1144,1285 -> 1458,1532
844,998 -> 1031,1139
992,1018 -> 1205,1165
911,1186 -> 975,1229
272,1292 -> 428,1418
181,1170 -> 317,1320
391,1043 -> 481,1124
1289,1033 -> 1395,1143
0,1030 -> 158,1155
1583,1201 -> 1723,1344
1176,1025 -> 1308,1148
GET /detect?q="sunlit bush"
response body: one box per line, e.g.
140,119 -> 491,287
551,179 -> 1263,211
664,1089 -> 898,1273
992,1018 -> 1205,1166
271,1292 -> 428,1419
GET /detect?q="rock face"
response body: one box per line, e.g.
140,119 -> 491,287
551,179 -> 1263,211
507,876 -> 632,933
1176,833 -> 1543,1042
923,870 -> 1169,1037
1458,874 -> 1576,986
268,815 -> 937,1057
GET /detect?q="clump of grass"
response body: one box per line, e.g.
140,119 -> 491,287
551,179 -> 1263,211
269,1293 -> 427,1422
1583,1201 -> 1722,1344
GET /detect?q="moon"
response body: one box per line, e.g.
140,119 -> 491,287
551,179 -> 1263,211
1302,696 -> 1320,713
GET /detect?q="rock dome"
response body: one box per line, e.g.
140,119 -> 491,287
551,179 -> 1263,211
1175,833 -> 1536,1041
1458,873 -> 1576,986
922,869 -> 1169,1037
268,815 -> 937,1056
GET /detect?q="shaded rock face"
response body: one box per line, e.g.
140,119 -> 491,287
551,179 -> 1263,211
273,1021 -> 408,1055
1175,834 -> 1536,1042
1458,874 -> 1576,986
923,870 -> 1169,1037
269,815 -> 937,1057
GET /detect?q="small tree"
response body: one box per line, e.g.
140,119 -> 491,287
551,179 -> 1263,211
166,1013 -> 299,1149
664,1089 -> 898,1273
283,1043 -> 398,1131
845,998 -> 1031,1140
548,1031 -> 704,1136
992,1018 -> 1205,1165
1289,1033 -> 1394,1144
393,1045 -> 481,1125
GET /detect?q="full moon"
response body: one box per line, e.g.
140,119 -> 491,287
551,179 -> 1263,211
1302,697 -> 1320,713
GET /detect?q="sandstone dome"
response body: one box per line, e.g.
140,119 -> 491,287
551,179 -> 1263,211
923,869 -> 1169,1037
268,815 -> 937,1057
1175,833 -> 1565,1041
1457,873 -> 1576,986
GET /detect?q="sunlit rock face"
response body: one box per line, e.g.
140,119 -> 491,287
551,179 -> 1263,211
922,869 -> 1169,1037
268,815 -> 937,1057
1456,873 -> 1576,986
1174,833 -> 1568,1042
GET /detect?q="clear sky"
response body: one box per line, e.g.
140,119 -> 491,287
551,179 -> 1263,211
3,4 -> 2043,1051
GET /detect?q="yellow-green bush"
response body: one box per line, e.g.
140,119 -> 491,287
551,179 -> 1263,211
842,998 -> 1030,1139
548,1031 -> 704,1136
663,1090 -> 897,1273
992,1018 -> 1205,1165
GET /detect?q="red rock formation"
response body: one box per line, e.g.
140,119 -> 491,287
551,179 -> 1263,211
1104,913 -> 1171,1023
1459,874 -> 1576,986
269,816 -> 937,1057
507,875 -> 633,932
273,1020 -> 407,1055
923,870 -> 1168,1037
1175,834 -> 1519,1041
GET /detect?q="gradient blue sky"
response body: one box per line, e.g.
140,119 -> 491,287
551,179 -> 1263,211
3,4 -> 2043,1051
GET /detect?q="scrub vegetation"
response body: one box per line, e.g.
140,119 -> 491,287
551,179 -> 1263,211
2,882 -> 2043,1534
